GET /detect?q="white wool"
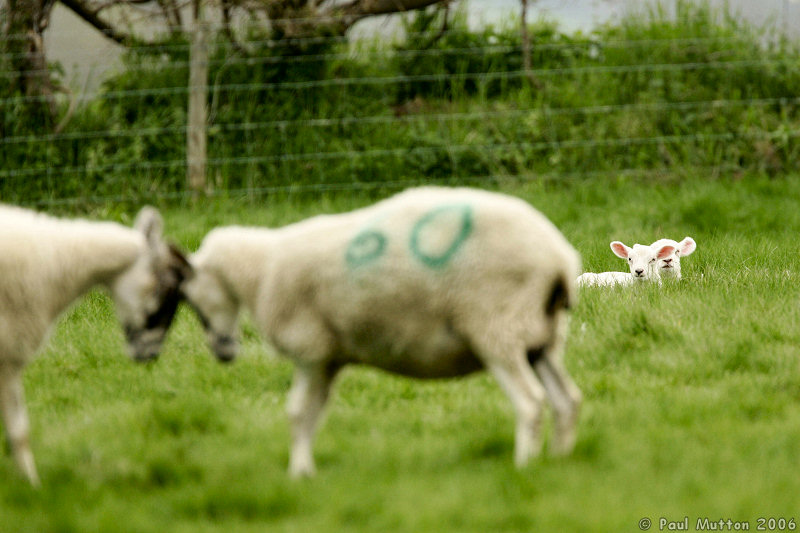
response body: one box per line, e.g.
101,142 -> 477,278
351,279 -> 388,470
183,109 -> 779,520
0,204 -> 176,486
182,186 -> 584,476
650,237 -> 697,280
0,206 -> 143,360
576,271 -> 636,287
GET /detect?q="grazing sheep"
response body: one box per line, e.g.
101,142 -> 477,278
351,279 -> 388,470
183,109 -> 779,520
577,241 -> 676,287
0,204 -> 188,485
178,186 -> 583,477
650,237 -> 696,280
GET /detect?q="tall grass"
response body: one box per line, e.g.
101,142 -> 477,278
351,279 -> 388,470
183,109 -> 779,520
1,175 -> 799,531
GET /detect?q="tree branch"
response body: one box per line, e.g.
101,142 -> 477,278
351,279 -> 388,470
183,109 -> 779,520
298,0 -> 445,36
57,0 -> 136,44
335,0 -> 444,20
220,0 -> 248,54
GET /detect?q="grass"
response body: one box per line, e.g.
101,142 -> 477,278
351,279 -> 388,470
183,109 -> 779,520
2,174 -> 800,531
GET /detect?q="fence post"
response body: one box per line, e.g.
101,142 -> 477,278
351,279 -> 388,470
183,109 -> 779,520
187,0 -> 208,194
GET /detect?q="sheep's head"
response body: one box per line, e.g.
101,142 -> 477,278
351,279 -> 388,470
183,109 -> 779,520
610,241 -> 676,282
179,258 -> 240,363
111,207 -> 191,362
650,237 -> 696,280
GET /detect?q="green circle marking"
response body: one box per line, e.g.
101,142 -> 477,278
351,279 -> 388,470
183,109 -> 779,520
409,204 -> 473,269
345,229 -> 387,268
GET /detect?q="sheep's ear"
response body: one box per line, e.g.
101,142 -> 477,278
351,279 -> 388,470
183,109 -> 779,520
679,237 -> 696,256
610,241 -> 630,259
168,243 -> 195,281
656,245 -> 676,260
134,206 -> 164,248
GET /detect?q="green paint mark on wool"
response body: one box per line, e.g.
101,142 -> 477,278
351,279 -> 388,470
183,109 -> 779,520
409,204 -> 473,269
345,229 -> 387,268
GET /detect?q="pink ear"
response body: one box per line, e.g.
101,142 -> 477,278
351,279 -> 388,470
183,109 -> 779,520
679,237 -> 696,256
610,241 -> 629,259
656,245 -> 676,259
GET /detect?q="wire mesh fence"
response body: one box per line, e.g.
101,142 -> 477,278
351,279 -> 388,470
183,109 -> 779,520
2,4 -> 800,208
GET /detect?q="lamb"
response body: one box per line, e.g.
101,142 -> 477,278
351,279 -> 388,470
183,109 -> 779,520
577,241 -> 676,287
575,270 -> 635,287
650,237 -> 696,280
175,186 -> 583,477
0,204 -> 189,485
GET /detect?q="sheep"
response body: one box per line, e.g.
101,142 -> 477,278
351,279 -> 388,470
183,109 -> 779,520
575,270 -> 635,287
0,204 -> 189,485
176,186 -> 583,477
650,237 -> 696,280
577,241 -> 676,287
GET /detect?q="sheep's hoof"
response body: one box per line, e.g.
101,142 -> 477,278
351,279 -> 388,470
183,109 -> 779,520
288,460 -> 316,479
214,353 -> 236,364
132,352 -> 159,363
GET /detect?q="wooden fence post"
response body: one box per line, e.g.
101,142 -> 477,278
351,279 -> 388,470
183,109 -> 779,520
187,0 -> 208,195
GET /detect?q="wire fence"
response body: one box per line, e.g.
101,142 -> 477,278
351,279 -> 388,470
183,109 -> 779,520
2,9 -> 800,208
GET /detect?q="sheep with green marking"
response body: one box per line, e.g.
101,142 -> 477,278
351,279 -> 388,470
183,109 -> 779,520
175,186 -> 583,477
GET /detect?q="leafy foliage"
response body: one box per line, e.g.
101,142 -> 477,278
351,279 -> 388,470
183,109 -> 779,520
2,1 -> 800,205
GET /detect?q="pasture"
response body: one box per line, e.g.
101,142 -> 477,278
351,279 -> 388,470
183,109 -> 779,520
2,175 -> 800,532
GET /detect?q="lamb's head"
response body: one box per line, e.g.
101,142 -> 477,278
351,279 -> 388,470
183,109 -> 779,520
650,237 -> 696,280
179,256 -> 240,363
111,207 -> 191,362
610,241 -> 676,282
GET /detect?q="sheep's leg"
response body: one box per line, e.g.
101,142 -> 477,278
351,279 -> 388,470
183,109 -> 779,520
533,357 -> 582,456
286,362 -> 338,478
485,356 -> 547,467
0,363 -> 39,486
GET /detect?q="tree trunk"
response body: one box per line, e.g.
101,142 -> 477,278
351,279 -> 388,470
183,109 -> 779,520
6,0 -> 58,119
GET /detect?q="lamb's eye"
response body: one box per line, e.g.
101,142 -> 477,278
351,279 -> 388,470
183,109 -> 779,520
650,258 -> 656,263
628,258 -> 632,262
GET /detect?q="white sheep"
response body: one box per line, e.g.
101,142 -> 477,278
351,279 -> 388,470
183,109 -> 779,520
177,186 -> 583,477
0,204 -> 188,485
575,270 -> 635,287
650,237 -> 696,280
577,241 -> 677,287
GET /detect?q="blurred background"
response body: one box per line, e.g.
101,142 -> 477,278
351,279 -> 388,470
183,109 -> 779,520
3,0 -> 800,207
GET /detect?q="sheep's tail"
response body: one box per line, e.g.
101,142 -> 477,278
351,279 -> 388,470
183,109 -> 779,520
523,272 -> 574,367
545,273 -> 573,317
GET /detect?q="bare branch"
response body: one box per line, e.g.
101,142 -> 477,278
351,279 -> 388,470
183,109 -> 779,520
53,84 -> 77,134
58,0 -> 136,44
220,0 -> 248,54
335,0 -> 444,21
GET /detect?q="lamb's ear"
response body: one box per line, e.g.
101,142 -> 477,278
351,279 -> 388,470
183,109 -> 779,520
679,237 -> 696,256
610,241 -> 630,259
134,206 -> 164,248
168,243 -> 194,281
656,245 -> 676,260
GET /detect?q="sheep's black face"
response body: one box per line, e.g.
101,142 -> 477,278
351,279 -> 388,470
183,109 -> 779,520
180,270 -> 240,364
115,243 -> 191,363
124,279 -> 183,362
182,297 -> 239,363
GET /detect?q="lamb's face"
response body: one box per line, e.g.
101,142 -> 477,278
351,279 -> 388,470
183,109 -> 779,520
112,208 -> 189,362
610,241 -> 676,282
651,237 -> 696,280
180,266 -> 240,363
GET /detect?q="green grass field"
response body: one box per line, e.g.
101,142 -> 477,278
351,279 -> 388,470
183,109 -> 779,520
2,175 -> 800,532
